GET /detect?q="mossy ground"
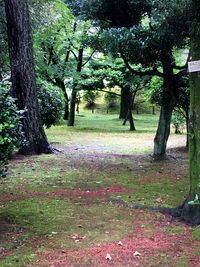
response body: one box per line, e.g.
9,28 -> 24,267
1,112 -> 200,266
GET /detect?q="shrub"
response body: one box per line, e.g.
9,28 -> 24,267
0,82 -> 23,176
37,81 -> 65,128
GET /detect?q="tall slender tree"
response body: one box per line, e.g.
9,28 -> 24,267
4,0 -> 52,155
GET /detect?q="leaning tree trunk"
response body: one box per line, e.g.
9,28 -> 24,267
119,86 -> 129,119
4,0 -> 52,155
179,18 -> 200,224
153,51 -> 177,160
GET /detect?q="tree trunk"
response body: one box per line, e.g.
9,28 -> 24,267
179,19 -> 200,224
186,108 -> 189,148
152,105 -> 155,115
68,87 -> 77,126
119,86 -> 129,119
4,0 -> 51,155
129,109 -> 136,131
54,78 -> 69,120
68,48 -> 83,126
153,51 -> 177,159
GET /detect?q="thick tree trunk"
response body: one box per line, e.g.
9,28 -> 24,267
153,52 -> 177,159
68,87 -> 77,126
119,86 -> 129,119
4,0 -> 51,155
179,20 -> 200,224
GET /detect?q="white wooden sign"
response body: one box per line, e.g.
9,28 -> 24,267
188,60 -> 200,73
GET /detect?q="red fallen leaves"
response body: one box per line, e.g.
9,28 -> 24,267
0,186 -> 132,202
35,211 -> 200,267
0,249 -> 13,258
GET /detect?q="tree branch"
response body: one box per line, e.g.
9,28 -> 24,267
120,52 -> 163,77
82,50 -> 96,67
70,49 -> 78,61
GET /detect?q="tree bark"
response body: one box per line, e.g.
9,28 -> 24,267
153,51 -> 177,159
119,86 -> 129,119
4,0 -> 52,155
179,19 -> 200,224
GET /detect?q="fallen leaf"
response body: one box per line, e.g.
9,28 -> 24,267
133,251 -> 141,257
118,241 -> 123,246
105,253 -> 112,260
51,232 -> 58,235
155,197 -> 162,203
70,234 -> 86,242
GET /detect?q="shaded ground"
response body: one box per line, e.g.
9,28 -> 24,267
0,114 -> 199,267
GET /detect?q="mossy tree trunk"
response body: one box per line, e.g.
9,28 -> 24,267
180,20 -> 200,224
4,0 -> 52,155
153,50 -> 177,160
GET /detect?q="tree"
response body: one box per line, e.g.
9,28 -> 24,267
78,0 -> 191,159
33,1 -> 73,120
179,0 -> 200,224
4,0 -> 52,155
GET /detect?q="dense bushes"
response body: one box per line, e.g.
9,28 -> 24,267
37,81 -> 65,128
0,82 -> 23,176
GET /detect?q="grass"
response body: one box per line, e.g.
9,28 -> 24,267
0,111 -> 197,267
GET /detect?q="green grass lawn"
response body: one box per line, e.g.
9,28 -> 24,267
1,112 -> 198,267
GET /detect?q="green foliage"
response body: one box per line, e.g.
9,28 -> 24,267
171,111 -> 185,134
83,91 -> 99,108
0,82 -> 23,176
146,77 -> 163,106
104,91 -> 118,109
37,81 -> 65,128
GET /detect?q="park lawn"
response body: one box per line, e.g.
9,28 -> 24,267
1,112 -> 200,267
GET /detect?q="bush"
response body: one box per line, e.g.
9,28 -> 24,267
37,81 -> 65,128
0,82 -> 23,176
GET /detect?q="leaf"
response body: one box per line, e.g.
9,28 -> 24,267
133,251 -> 141,257
105,253 -> 112,260
118,241 -> 123,246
